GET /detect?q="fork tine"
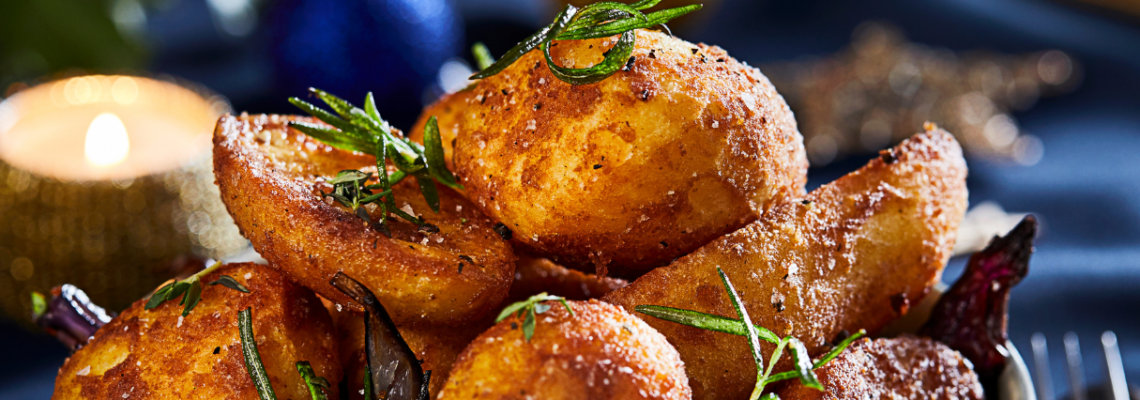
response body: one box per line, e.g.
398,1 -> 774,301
1033,333 -> 1056,400
1101,331 -> 1129,400
1064,332 -> 1087,400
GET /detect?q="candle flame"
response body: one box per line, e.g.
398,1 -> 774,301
85,113 -> 130,167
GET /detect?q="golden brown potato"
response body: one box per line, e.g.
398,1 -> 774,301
53,263 -> 342,400
410,29 -> 807,278
214,114 -> 516,325
776,336 -> 983,400
326,301 -> 493,399
438,300 -> 691,400
324,256 -> 626,399
604,126 -> 968,400
507,256 -> 628,303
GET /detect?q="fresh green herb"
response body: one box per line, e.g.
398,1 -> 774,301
764,330 -> 866,384
363,364 -> 373,400
635,304 -> 780,343
472,42 -> 495,71
320,169 -> 397,232
715,267 -> 770,400
495,292 -> 574,342
471,0 -> 701,85
239,308 -> 278,400
31,291 -> 47,319
209,275 -> 251,293
296,361 -> 331,400
182,277 -> 204,317
147,261 -> 216,316
636,267 -> 867,398
146,262 -> 252,316
787,337 -> 822,390
290,89 -> 461,233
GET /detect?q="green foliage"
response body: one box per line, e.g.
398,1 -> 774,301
0,0 -> 146,90
496,292 -> 574,342
470,0 -> 701,85
637,267 -> 868,398
289,89 -> 461,234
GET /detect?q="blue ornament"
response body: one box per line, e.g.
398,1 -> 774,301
267,0 -> 462,128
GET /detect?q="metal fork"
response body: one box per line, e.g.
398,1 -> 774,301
1030,331 -> 1135,400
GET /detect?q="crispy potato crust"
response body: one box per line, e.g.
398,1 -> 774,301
326,302 -> 493,399
213,114 -> 516,325
776,336 -> 984,400
411,29 -> 807,278
507,256 -> 628,303
53,263 -> 341,400
322,257 -> 627,399
438,300 -> 691,400
604,127 -> 968,399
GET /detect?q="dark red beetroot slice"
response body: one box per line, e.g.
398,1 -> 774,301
921,215 -> 1037,390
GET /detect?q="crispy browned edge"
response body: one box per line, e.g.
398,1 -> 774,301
212,113 -> 516,325
604,126 -> 968,400
507,256 -> 628,303
439,300 -> 692,400
411,29 -> 808,279
53,263 -> 341,400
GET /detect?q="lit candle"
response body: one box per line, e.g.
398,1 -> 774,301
0,75 -> 228,181
0,75 -> 245,320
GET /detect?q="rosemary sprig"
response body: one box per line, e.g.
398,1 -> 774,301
239,308 -> 278,400
146,261 -> 247,317
635,305 -> 780,343
716,267 -> 771,400
363,364 -> 373,400
495,292 -> 574,342
296,361 -> 331,400
289,88 -> 461,233
764,331 -> 866,384
472,42 -> 495,71
636,267 -> 867,398
470,0 -> 701,85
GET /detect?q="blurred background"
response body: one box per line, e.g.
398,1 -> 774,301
1,0 -> 1138,398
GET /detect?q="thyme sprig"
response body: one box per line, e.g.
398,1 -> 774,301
470,0 -> 701,85
289,88 -> 460,234
635,268 -> 867,399
146,261 -> 248,317
496,292 -> 574,342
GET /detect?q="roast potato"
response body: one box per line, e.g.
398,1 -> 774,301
507,256 -> 628,303
438,300 -> 691,400
410,29 -> 808,278
213,114 -> 516,325
604,125 -> 968,399
53,263 -> 342,400
776,336 -> 983,400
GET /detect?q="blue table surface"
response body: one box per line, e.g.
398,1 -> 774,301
3,0 -> 1139,398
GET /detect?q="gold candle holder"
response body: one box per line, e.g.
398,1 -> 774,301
0,75 -> 247,323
